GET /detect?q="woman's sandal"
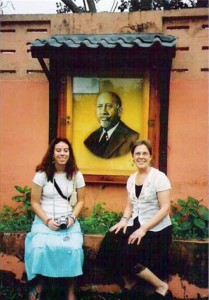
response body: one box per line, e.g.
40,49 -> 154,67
29,288 -> 41,300
147,290 -> 173,300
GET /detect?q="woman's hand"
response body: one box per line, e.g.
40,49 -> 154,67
128,227 -> 147,245
109,218 -> 127,234
46,219 -> 60,231
67,216 -> 75,228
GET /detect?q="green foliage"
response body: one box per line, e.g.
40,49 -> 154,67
0,284 -> 27,300
0,185 -> 34,232
171,196 -> 209,240
1,188 -> 208,242
0,188 -> 121,234
79,202 -> 122,234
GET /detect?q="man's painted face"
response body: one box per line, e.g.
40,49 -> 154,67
96,93 -> 122,130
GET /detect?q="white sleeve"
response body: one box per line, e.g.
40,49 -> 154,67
155,171 -> 171,192
75,171 -> 85,188
33,171 -> 47,187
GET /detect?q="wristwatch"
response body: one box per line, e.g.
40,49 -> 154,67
69,215 -> 76,223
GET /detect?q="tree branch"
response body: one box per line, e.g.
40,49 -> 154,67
60,0 -> 81,13
86,0 -> 97,12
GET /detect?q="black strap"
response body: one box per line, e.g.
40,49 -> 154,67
53,179 -> 68,200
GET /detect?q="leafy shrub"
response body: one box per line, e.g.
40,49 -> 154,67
1,187 -> 208,241
0,187 -> 122,234
0,185 -> 34,232
79,202 -> 122,234
171,196 -> 208,240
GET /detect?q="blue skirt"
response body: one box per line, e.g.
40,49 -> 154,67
24,216 -> 84,281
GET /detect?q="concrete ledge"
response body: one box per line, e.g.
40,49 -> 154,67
0,232 -> 208,299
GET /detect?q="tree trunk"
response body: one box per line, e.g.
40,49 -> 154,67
86,0 -> 97,12
61,0 -> 81,13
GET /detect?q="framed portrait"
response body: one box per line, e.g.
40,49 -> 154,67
66,76 -> 149,178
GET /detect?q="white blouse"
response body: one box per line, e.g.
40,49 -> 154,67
126,167 -> 172,232
33,171 -> 85,218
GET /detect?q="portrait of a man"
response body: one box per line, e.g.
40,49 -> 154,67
84,91 -> 139,159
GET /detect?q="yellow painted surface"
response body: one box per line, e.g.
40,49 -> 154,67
68,77 -> 148,175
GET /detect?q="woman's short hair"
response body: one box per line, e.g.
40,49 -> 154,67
131,139 -> 152,156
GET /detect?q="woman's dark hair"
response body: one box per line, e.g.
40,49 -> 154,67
131,139 -> 152,156
36,137 -> 78,181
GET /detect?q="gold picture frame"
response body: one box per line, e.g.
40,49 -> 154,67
66,76 -> 149,178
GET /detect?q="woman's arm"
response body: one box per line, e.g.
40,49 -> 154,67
31,182 -> 60,230
109,199 -> 133,234
31,183 -> 48,223
128,189 -> 171,245
67,186 -> 85,227
70,186 -> 85,218
141,189 -> 171,232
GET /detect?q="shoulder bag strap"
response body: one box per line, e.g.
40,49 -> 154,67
53,179 -> 68,200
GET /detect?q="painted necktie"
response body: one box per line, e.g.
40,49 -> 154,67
99,131 -> 109,144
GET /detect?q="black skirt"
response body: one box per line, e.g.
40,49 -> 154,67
96,218 -> 172,280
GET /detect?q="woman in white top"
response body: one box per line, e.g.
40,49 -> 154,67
97,140 -> 173,300
25,137 -> 85,300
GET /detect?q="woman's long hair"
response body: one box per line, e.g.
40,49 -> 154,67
36,137 -> 78,181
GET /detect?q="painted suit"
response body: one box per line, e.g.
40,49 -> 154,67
84,121 -> 139,159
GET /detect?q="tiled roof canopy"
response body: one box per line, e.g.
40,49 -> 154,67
30,33 -> 176,57
30,33 -> 176,80
29,33 -> 176,164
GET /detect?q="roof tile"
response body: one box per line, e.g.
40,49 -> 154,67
30,33 -> 176,50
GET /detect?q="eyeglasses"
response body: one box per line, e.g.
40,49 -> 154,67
134,151 -> 150,157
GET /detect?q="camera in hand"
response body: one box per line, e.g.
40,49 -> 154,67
56,216 -> 68,229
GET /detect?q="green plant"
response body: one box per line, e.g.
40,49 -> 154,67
79,202 -> 122,234
1,187 -> 208,241
0,284 -> 28,300
0,185 -> 34,232
171,196 -> 209,240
